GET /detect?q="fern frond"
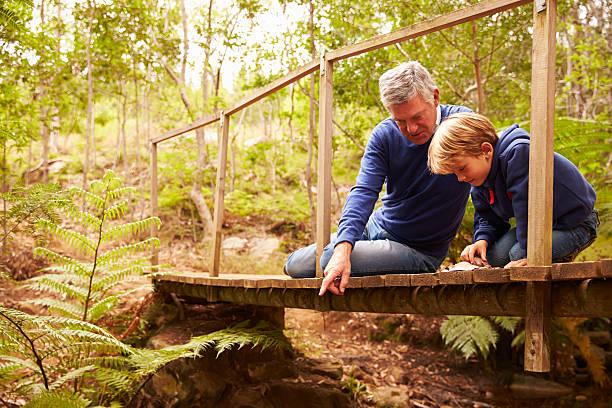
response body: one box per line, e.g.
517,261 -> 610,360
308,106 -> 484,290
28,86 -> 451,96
98,238 -> 160,264
107,186 -> 136,201
102,200 -> 129,222
32,248 -> 89,276
69,187 -> 105,210
36,221 -> 95,256
49,365 -> 98,390
129,321 -> 289,376
26,276 -> 88,302
493,316 -> 521,334
0,355 -> 40,374
90,367 -> 138,393
28,298 -> 82,320
557,317 -> 611,387
25,389 -> 91,408
440,316 -> 498,360
101,217 -> 162,243
62,207 -> 102,231
87,294 -> 125,323
91,265 -> 146,292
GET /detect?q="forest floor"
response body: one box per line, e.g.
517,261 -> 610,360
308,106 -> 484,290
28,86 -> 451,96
3,227 -> 612,407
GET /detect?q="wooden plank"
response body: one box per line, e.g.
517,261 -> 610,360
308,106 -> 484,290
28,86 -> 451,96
151,113 -> 219,144
360,275 -> 387,288
315,55 -> 333,278
327,0 -> 531,61
346,277 -> 363,288
410,273 -> 439,286
438,270 -> 473,285
384,274 -> 412,287
285,278 -> 323,289
600,259 -> 612,278
524,0 -> 557,374
210,113 -> 230,277
225,59 -> 320,116
551,261 -> 599,280
508,266 -> 551,281
472,267 -> 510,283
256,277 -> 289,289
150,142 -> 159,267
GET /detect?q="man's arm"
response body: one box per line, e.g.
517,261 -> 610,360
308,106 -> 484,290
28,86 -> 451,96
319,242 -> 352,296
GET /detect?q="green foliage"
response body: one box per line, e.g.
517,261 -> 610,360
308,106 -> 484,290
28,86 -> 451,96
27,170 -> 162,323
440,315 -> 520,360
1,183 -> 73,249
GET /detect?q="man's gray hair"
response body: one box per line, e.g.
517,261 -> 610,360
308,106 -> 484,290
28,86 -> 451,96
379,61 -> 437,108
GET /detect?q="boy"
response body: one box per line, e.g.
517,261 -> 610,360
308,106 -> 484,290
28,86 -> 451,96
427,112 -> 598,267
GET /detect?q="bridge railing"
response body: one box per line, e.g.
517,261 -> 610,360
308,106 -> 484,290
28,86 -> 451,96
150,0 -> 557,372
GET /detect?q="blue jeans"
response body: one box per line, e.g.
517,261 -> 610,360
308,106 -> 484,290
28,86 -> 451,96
487,210 -> 599,267
285,215 -> 445,278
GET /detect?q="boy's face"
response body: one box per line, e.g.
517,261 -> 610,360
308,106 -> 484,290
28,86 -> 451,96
388,89 -> 439,145
449,143 -> 493,186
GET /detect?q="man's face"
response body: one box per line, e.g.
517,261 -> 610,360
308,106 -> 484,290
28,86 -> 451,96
387,89 -> 439,145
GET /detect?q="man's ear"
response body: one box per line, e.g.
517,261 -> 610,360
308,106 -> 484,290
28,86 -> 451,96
432,88 -> 440,107
481,142 -> 494,158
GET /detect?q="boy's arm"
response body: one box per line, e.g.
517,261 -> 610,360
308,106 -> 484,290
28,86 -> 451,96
471,189 -> 511,245
504,144 -> 531,251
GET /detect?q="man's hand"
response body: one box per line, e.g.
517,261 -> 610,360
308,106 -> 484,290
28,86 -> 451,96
505,258 -> 527,268
460,240 -> 489,266
319,242 -> 352,296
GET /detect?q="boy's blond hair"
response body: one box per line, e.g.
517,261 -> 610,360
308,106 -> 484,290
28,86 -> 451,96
428,112 -> 498,174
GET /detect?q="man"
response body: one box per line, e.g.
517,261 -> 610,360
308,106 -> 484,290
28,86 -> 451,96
285,61 -> 471,296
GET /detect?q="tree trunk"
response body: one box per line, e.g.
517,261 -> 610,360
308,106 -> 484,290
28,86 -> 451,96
306,0 -> 316,238
230,108 -> 246,192
471,21 -> 485,114
84,0 -> 94,189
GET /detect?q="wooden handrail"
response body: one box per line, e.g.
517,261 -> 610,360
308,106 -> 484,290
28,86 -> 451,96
327,0 -> 531,61
151,113 -> 219,145
225,59 -> 320,116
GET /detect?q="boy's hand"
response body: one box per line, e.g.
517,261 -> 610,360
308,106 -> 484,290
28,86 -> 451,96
505,258 -> 527,268
460,240 -> 489,266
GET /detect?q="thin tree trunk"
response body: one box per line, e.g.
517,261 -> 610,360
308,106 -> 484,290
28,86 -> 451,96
471,21 -> 485,114
84,0 -> 94,189
230,108 -> 246,192
121,91 -> 128,180
133,57 -> 143,216
113,93 -> 121,171
306,0 -> 316,238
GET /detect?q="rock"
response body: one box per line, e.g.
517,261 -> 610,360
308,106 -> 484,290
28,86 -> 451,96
222,237 -> 248,251
310,360 -> 343,380
369,384 -> 411,408
250,237 -> 280,258
509,374 -> 573,399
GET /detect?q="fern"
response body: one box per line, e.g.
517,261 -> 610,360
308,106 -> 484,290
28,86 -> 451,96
440,316 -> 510,360
28,170 -> 161,324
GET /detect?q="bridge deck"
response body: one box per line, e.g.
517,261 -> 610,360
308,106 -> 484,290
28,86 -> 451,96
155,260 -> 612,317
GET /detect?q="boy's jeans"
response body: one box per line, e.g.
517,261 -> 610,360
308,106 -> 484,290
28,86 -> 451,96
284,215 -> 444,278
487,209 -> 599,267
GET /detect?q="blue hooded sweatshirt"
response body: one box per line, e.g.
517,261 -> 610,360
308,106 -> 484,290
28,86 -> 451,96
472,124 -> 597,250
335,104 -> 471,258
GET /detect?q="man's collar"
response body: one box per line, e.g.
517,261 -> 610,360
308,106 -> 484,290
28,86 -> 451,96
432,105 -> 442,134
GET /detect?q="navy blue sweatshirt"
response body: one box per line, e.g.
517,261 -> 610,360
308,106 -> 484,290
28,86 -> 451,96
472,124 -> 597,250
335,104 -> 471,258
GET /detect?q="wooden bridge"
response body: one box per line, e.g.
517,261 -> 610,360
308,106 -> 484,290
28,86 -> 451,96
151,0 -> 610,373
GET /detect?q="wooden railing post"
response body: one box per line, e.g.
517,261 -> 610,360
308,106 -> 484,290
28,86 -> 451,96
525,0 -> 557,373
150,141 -> 159,268
211,112 -> 230,277
315,54 -> 333,277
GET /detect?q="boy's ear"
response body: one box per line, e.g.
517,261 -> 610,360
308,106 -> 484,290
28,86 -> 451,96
481,142 -> 494,158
